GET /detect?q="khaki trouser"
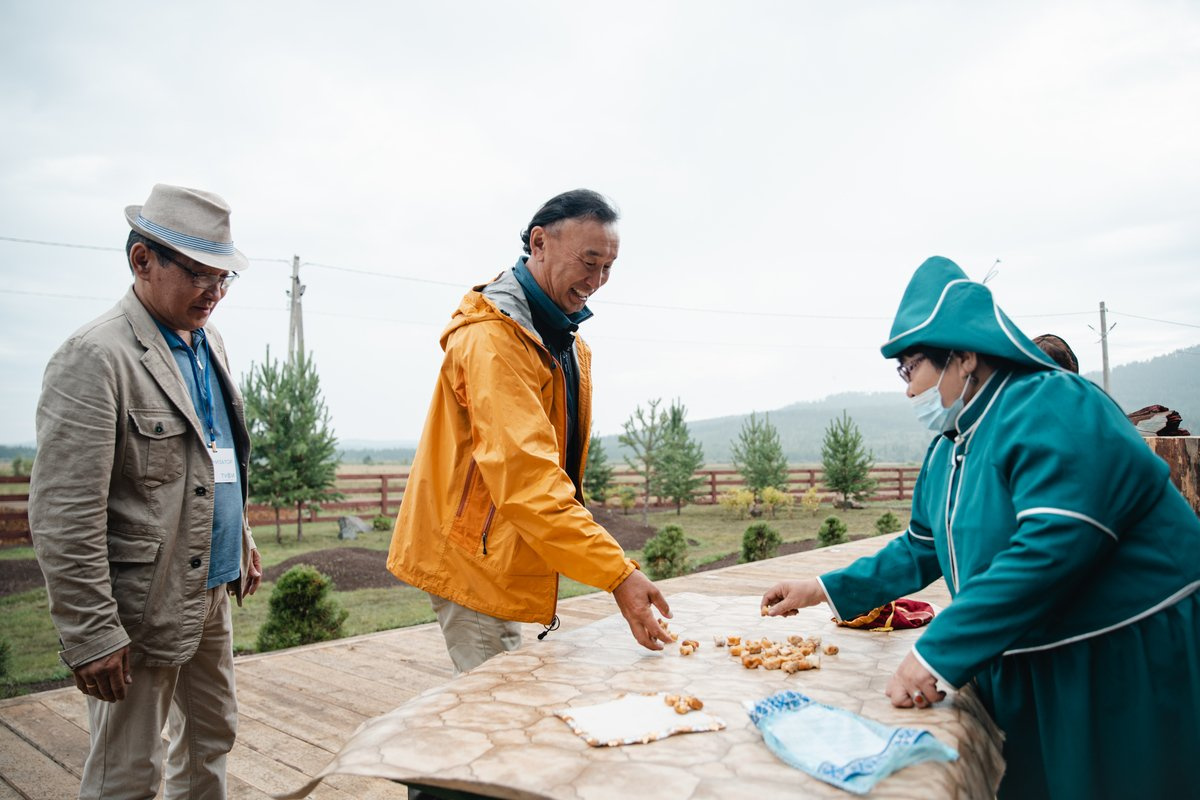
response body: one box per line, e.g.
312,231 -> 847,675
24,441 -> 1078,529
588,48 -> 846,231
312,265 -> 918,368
78,588 -> 237,800
429,593 -> 522,674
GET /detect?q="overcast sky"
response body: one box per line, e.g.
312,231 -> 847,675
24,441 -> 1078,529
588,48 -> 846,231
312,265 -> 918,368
2,1 -> 1198,446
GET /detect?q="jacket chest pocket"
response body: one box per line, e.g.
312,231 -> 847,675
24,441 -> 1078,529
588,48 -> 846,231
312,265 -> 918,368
108,528 -> 164,626
124,409 -> 189,487
448,461 -> 496,556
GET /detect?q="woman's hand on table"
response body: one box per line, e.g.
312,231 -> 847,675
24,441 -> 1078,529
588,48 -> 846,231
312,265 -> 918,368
761,579 -> 826,617
612,569 -> 673,651
886,651 -> 945,709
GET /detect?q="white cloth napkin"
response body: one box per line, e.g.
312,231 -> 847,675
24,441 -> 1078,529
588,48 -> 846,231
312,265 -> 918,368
555,692 -> 726,747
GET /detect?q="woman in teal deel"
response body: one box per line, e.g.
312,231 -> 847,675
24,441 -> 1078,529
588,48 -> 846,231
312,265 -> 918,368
762,256 -> 1200,799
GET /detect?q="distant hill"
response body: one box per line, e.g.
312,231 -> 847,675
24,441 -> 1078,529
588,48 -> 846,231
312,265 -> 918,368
1082,346 -> 1199,428
338,446 -> 416,465
603,345 -> 1200,465
603,392 -> 927,464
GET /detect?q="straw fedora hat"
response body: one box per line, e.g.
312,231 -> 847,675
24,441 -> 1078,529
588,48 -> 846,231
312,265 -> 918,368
124,184 -> 250,272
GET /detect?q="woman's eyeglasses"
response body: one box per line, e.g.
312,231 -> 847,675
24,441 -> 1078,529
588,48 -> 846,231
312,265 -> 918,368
896,354 -> 927,384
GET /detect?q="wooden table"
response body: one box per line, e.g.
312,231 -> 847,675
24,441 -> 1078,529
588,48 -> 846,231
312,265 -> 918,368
282,562 -> 1004,799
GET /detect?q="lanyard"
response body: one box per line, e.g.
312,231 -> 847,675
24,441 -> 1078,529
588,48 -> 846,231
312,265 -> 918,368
161,327 -> 219,449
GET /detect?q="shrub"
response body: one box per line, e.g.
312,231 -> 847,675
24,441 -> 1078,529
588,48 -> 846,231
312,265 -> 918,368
617,486 -> 638,515
740,522 -> 782,563
875,511 -> 902,535
817,516 -> 849,548
799,486 -> 822,516
760,486 -> 794,519
372,514 -> 392,532
643,524 -> 690,580
256,565 -> 349,653
718,489 -> 755,519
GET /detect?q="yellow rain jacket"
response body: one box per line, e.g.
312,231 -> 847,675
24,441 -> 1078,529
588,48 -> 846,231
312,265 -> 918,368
387,269 -> 636,624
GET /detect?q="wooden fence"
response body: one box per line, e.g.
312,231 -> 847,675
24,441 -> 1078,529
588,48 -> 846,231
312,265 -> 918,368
0,466 -> 918,544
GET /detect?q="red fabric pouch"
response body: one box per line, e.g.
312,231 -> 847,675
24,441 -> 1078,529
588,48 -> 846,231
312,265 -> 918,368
836,599 -> 935,631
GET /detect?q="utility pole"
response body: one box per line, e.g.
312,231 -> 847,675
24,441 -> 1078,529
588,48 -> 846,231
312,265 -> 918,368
1099,300 -> 1111,393
287,255 -> 305,362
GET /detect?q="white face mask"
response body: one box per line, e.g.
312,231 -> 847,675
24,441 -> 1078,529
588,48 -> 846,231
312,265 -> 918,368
910,356 -> 968,433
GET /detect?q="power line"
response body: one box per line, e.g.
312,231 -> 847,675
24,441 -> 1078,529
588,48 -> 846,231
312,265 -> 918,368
0,234 -> 291,263
303,261 -> 463,287
594,299 -> 890,321
1109,310 -> 1200,329
0,235 -> 120,252
4,233 -> 1197,327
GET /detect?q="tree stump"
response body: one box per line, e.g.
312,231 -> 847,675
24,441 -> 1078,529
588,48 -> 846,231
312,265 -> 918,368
1146,436 -> 1200,517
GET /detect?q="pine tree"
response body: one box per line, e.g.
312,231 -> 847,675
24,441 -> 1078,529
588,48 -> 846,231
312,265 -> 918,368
619,398 -> 666,525
820,411 -> 877,509
242,349 -> 342,543
583,434 -> 615,503
654,400 -> 705,514
730,412 -> 789,500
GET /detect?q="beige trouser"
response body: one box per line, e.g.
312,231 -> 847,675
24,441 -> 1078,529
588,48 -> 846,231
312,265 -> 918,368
78,587 -> 237,800
429,593 -> 522,674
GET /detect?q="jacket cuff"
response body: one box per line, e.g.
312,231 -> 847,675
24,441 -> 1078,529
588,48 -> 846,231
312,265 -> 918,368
604,559 -> 639,593
912,642 -> 961,691
59,628 -> 132,671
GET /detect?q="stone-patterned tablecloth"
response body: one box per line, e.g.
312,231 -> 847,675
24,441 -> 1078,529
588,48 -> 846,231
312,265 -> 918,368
281,593 -> 1003,799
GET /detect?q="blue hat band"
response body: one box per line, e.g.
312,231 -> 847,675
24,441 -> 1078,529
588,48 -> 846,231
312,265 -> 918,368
136,215 -> 237,256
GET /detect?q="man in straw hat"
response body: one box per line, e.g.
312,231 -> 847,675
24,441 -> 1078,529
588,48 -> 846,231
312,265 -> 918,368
29,184 -> 263,799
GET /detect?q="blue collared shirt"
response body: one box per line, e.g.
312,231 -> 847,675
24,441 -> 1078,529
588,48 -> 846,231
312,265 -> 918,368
153,321 -> 243,589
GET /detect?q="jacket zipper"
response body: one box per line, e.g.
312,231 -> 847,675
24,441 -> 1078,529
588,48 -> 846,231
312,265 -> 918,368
481,505 -> 495,555
456,461 -> 477,517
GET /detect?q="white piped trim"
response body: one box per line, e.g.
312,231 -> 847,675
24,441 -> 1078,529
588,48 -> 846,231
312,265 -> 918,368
1005,580 -> 1200,655
815,576 -> 843,621
944,438 -> 969,592
882,279 -> 972,348
1015,507 -> 1118,542
906,526 -> 934,542
959,372 -> 1011,441
912,644 -> 959,691
993,302 -> 1060,370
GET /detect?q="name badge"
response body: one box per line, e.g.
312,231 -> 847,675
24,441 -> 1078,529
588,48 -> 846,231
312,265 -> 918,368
209,447 -> 238,484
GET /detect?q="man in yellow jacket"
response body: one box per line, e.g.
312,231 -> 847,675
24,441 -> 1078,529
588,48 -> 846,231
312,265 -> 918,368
388,189 -> 672,673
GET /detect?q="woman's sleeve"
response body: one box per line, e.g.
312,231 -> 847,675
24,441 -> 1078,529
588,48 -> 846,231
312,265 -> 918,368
820,437 -> 945,620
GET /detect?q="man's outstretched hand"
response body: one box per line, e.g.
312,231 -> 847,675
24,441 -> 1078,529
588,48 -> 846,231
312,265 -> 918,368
612,569 -> 673,650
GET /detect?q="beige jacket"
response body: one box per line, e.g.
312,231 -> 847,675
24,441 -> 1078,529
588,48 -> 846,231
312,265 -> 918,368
29,288 -> 256,669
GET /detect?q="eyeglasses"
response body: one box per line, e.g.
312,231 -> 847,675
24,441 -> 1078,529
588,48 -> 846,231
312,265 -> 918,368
161,254 -> 238,291
896,353 -> 927,384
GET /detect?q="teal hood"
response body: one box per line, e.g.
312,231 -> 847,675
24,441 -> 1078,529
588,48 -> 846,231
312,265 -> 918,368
880,256 -> 1062,370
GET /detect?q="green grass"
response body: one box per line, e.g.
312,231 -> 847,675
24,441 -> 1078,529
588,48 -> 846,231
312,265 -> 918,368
0,502 -> 908,694
0,587 -> 72,693
621,502 -> 910,567
232,584 -> 437,654
0,545 -> 35,560
248,520 -> 390,568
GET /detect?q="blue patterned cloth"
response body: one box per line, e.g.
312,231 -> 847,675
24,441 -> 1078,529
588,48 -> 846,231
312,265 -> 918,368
744,691 -> 958,795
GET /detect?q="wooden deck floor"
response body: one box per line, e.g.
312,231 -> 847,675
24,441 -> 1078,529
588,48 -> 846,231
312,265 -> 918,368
0,537 -> 939,799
